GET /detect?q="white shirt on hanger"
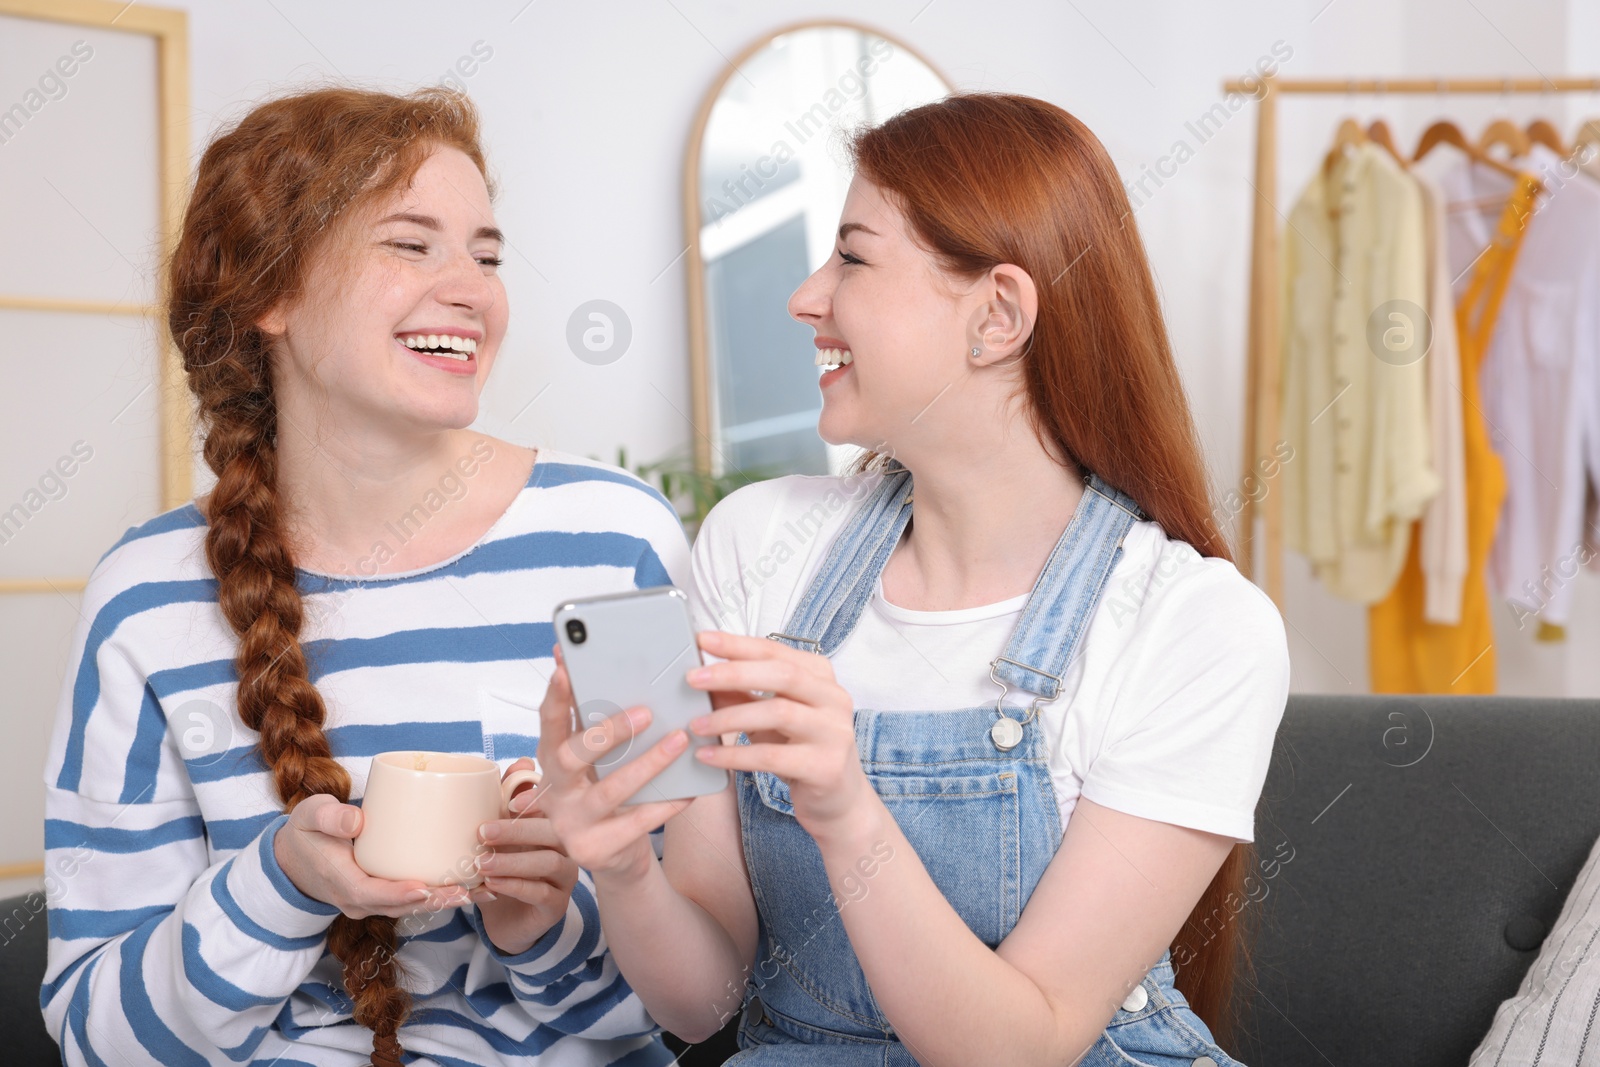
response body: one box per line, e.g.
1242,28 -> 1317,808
1581,151 -> 1600,579
1436,144 -> 1600,629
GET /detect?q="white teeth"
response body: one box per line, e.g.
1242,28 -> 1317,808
813,347 -> 853,369
398,333 -> 479,357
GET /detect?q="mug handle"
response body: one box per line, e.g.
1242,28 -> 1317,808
500,765 -> 543,818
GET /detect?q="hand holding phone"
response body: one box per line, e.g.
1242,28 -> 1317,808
551,587 -> 730,806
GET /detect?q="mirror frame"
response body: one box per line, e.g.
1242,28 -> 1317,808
681,19 -> 950,476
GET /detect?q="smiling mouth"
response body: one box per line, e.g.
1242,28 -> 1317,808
814,347 -> 853,372
397,333 -> 479,361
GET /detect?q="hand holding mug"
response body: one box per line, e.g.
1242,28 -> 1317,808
350,750 -> 571,955
277,751 -> 551,926
352,750 -> 539,883
473,757 -> 581,956
273,794 -> 471,920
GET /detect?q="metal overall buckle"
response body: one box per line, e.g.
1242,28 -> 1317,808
986,656 -> 1057,752
754,633 -> 823,699
765,632 -> 820,651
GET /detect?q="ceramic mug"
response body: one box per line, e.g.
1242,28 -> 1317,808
353,750 -> 542,887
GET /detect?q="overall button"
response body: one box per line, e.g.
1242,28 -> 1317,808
1194,1058 -> 1218,1067
742,994 -> 771,1029
1120,984 -> 1148,1012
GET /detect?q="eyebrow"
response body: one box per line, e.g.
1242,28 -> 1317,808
838,222 -> 880,240
377,211 -> 504,243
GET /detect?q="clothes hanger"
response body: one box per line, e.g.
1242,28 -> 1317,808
1574,118 -> 1600,162
1478,117 -> 1532,157
1526,118 -> 1568,154
1413,119 -> 1525,182
1415,118 -> 1544,212
1367,118 -> 1408,167
1322,117 -> 1368,176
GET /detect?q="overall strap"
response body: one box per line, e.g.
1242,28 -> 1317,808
988,472 -> 1145,704
767,460 -> 914,656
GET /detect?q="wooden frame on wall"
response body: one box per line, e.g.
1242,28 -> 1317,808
0,0 -> 191,598
0,0 -> 190,880
680,19 -> 949,477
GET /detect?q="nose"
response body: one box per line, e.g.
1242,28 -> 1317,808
788,262 -> 833,326
436,246 -> 498,314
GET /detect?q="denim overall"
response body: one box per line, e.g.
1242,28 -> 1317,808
729,461 -> 1244,1067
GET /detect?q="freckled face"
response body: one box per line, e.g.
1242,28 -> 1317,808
787,176 -> 971,449
267,145 -> 509,432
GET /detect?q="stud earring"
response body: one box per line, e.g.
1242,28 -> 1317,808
970,346 -> 981,358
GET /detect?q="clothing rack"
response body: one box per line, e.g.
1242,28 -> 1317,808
1223,74 -> 1600,609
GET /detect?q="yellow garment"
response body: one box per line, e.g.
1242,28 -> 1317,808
1281,143 -> 1439,603
1369,174 -> 1539,694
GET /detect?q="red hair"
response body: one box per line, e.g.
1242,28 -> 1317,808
166,85 -> 492,1067
849,92 -> 1255,1044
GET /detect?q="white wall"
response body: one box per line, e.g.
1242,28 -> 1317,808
175,0 -> 1600,702
5,0 -> 1599,896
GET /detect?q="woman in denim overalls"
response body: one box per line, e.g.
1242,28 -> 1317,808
535,93 -> 1283,1067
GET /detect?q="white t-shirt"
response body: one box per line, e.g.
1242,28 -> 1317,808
687,471 -> 1291,843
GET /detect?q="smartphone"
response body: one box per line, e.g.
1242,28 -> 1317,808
552,586 -> 730,806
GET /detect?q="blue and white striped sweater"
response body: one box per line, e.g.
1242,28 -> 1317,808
40,449 -> 687,1067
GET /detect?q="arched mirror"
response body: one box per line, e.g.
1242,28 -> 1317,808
684,21 -> 950,481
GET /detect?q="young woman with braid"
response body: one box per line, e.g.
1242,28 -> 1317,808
40,87 -> 685,1066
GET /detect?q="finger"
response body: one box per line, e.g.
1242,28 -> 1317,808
567,704 -> 649,772
689,698 -> 821,743
692,740 -> 811,779
687,658 -> 838,708
353,872 -> 466,918
503,756 -> 539,778
561,798 -> 684,868
590,730 -> 693,812
514,783 -> 552,820
549,852 -> 580,892
481,814 -> 563,850
503,756 -> 542,809
292,795 -> 364,840
611,798 -> 692,841
479,846 -> 569,883
537,651 -> 577,751
482,876 -> 563,908
699,630 -> 830,676
396,885 -> 473,917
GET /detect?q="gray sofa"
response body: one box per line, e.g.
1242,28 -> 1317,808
1230,693 -> 1600,1065
7,693 -> 1599,1066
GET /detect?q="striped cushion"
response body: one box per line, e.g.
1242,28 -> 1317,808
1471,831 -> 1600,1065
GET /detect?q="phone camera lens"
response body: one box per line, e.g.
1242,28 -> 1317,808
565,619 -> 587,645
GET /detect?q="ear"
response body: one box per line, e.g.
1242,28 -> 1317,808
967,262 -> 1039,366
256,300 -> 287,340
